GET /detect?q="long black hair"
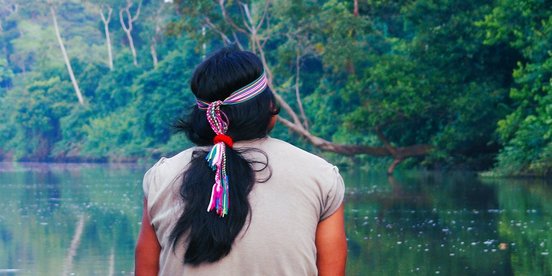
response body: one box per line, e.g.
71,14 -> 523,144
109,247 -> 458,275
170,47 -> 279,265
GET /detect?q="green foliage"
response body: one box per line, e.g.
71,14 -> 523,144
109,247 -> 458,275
81,107 -> 147,159
478,0 -> 552,175
0,0 -> 195,162
0,69 -> 73,160
0,57 -> 13,93
269,0 -> 514,169
0,0 -> 550,175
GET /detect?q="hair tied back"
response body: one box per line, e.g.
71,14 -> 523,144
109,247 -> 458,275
214,134 -> 234,148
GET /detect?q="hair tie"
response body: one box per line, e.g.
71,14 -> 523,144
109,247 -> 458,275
214,134 -> 234,148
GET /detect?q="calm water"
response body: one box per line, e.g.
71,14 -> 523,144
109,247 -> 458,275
0,163 -> 550,275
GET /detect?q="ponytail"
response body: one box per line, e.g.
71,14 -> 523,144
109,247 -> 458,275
169,47 -> 278,265
169,147 -> 255,264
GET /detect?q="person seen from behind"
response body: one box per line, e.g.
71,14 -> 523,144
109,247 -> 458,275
135,47 -> 347,275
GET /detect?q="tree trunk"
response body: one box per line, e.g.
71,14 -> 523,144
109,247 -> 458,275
278,117 -> 431,154
295,47 -> 309,129
50,5 -> 85,105
202,26 -> 207,58
128,32 -> 138,66
119,0 -> 142,66
149,2 -> 166,69
354,0 -> 359,16
387,159 -> 403,175
100,6 -> 114,70
150,41 -> 158,68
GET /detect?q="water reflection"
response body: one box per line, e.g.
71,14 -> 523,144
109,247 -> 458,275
344,171 -> 551,275
0,163 -> 550,275
0,162 -> 142,275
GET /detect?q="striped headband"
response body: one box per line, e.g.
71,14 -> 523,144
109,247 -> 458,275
196,71 -> 268,109
198,71 -> 267,217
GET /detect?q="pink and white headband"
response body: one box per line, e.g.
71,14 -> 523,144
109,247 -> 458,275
196,71 -> 268,109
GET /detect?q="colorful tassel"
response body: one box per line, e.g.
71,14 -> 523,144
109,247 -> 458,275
198,72 -> 268,218
206,142 -> 229,216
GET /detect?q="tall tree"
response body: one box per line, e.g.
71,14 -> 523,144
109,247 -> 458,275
141,0 -> 172,68
119,0 -> 142,66
49,1 -> 85,105
99,3 -> 114,70
83,0 -> 117,70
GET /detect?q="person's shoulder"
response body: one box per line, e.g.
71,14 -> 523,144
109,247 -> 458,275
145,147 -> 196,181
264,137 -> 335,170
264,138 -> 345,215
164,147 -> 196,167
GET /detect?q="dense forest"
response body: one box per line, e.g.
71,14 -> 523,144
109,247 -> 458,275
0,0 -> 550,176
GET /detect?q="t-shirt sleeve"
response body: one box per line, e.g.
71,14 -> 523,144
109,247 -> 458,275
142,157 -> 166,201
320,166 -> 345,221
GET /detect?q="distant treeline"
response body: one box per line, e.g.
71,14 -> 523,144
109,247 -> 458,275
0,0 -> 550,176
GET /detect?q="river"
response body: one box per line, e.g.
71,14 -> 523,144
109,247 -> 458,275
0,162 -> 550,275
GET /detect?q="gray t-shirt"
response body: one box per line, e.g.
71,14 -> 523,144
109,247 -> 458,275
143,137 -> 345,275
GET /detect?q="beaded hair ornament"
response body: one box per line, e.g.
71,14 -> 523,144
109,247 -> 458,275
196,71 -> 268,217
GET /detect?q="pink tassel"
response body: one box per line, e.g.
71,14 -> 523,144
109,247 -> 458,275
207,181 -> 222,212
